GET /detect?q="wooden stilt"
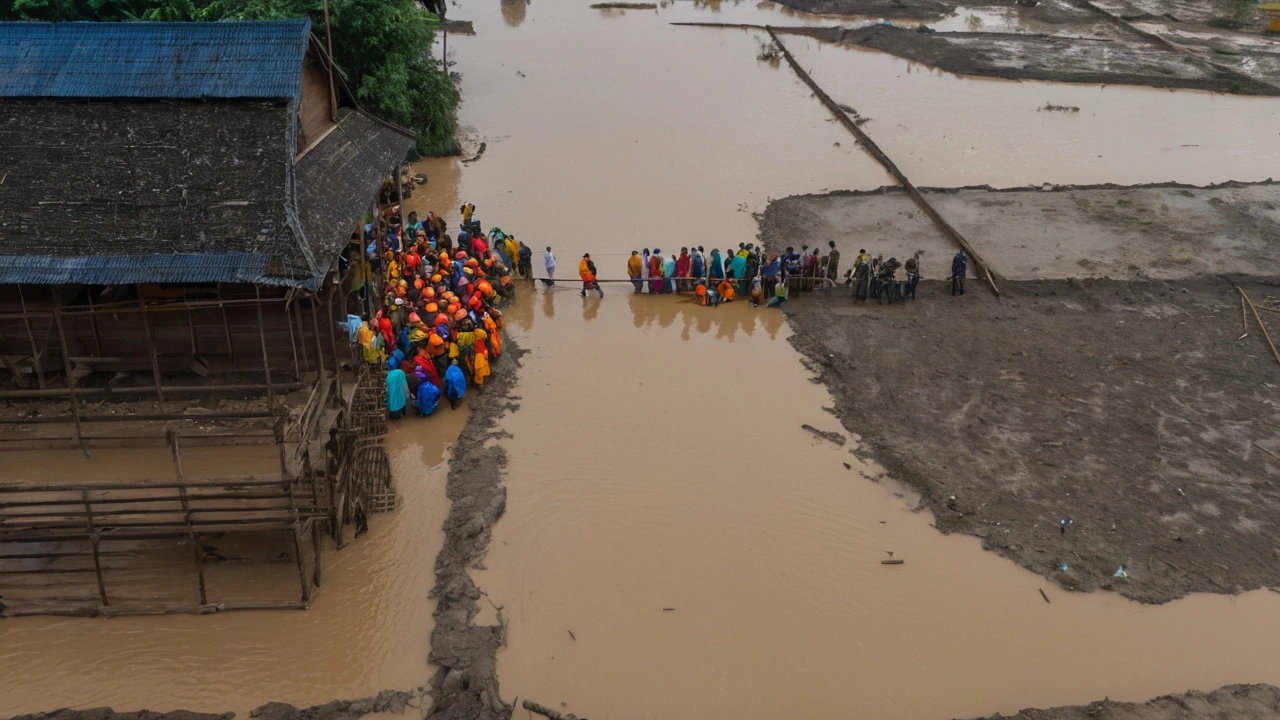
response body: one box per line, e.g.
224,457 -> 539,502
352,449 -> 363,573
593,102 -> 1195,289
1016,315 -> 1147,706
217,283 -> 235,363
309,294 -> 326,377
137,284 -> 165,402
82,490 -> 109,607
326,279 -> 345,401
183,288 -> 198,357
51,294 -> 85,454
287,293 -> 303,380
17,286 -> 46,390
311,519 -> 323,588
254,286 -> 276,408
85,288 -> 104,359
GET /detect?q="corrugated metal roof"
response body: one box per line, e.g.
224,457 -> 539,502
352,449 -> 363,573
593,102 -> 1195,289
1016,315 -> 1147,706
0,20 -> 310,99
0,253 -> 316,287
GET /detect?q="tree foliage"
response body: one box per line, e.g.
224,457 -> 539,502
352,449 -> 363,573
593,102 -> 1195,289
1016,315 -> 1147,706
0,0 -> 460,155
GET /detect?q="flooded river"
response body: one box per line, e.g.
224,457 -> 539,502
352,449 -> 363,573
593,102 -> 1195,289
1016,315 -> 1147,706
4,0 -> 1280,718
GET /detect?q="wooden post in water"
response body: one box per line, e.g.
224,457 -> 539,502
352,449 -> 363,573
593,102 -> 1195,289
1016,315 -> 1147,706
169,430 -> 209,606
216,283 -> 235,363
82,489 -> 109,608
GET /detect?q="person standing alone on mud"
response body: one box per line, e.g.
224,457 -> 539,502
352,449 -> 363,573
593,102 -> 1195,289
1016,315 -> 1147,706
628,251 -> 644,293
580,253 -> 604,297
951,249 -> 967,296
544,246 -> 556,286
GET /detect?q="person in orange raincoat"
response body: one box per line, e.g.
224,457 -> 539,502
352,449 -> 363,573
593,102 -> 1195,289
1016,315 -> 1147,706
579,253 -> 603,298
482,313 -> 501,358
717,279 -> 736,302
473,328 -> 492,391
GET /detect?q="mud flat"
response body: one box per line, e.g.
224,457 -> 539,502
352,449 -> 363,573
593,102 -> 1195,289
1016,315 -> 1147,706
761,182 -> 1280,283
968,683 -> 1280,719
777,275 -> 1280,603
782,24 -> 1276,95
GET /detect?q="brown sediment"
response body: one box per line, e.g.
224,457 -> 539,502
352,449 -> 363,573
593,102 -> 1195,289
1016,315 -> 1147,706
967,683 -> 1280,720
775,24 -> 1280,95
425,340 -> 524,720
779,277 -> 1280,604
590,3 -> 658,9
4,691 -> 419,720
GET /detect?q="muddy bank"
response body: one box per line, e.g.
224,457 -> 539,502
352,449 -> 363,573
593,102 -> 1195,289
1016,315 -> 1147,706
781,24 -> 1276,95
778,278 -> 1280,603
760,182 -> 1280,283
425,341 -> 524,720
968,683 -> 1280,719
5,691 -> 418,720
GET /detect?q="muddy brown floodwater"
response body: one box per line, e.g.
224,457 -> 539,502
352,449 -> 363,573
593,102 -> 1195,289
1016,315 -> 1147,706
6,0 -> 1280,718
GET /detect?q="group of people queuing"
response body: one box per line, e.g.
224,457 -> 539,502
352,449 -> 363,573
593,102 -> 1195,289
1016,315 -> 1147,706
347,203 -> 522,420
612,242 -> 846,308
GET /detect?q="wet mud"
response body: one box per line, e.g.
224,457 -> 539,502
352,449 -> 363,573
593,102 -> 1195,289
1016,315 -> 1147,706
6,691 -> 418,720
425,341 -> 524,720
969,683 -> 1280,720
781,24 -> 1278,95
779,278 -> 1280,603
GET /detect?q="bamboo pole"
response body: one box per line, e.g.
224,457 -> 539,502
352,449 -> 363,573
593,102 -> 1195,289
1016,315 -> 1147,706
255,286 -> 276,407
138,284 -> 165,402
169,431 -> 210,606
326,276 -> 345,402
217,283 -> 235,363
312,519 -> 323,588
1237,285 -> 1280,367
184,288 -> 198,357
85,287 -> 104,359
82,489 -> 109,607
287,292 -> 303,379
322,0 -> 338,122
51,294 -> 85,453
309,294 -> 327,377
17,285 -> 46,389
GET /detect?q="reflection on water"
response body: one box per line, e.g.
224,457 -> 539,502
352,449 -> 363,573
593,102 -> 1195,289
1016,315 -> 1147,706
501,0 -> 528,27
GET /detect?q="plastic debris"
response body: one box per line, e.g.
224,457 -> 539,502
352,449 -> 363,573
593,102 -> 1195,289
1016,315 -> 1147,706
1114,566 -> 1128,578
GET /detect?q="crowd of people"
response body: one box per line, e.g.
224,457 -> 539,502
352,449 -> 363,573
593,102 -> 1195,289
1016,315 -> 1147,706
345,203 -> 521,420
606,243 -> 970,306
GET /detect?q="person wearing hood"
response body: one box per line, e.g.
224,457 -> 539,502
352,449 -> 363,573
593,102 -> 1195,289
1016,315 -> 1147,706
544,246 -> 556,287
676,248 -> 692,292
951,249 -> 967,296
717,278 -> 736,302
415,371 -> 440,416
649,248 -> 664,294
641,249 -> 651,289
730,251 -> 747,296
762,254 -> 781,301
709,248 -> 725,280
445,359 -> 467,410
628,251 -> 644,293
518,240 -> 533,279
663,253 -> 677,294
386,365 -> 409,420
579,253 -> 604,298
691,246 -> 705,281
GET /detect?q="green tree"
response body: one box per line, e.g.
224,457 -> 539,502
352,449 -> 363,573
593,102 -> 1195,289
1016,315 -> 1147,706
0,0 -> 459,155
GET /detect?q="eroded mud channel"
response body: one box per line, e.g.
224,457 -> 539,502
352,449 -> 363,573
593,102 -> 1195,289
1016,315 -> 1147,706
7,0 -> 1280,719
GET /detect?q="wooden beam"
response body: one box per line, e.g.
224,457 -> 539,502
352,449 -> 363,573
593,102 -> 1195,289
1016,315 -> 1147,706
137,284 -> 165,402
17,286 -> 46,390
82,489 -> 109,607
255,285 -> 276,408
217,282 -> 235,363
50,294 -> 85,453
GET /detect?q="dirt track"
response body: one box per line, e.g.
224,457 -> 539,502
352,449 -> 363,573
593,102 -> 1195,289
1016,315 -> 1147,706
780,278 -> 1280,603
425,342 -> 523,720
966,683 -> 1280,719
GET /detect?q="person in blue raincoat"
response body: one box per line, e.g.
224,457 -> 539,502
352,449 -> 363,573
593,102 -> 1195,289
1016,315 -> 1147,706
709,249 -> 725,280
445,359 -> 467,410
415,370 -> 440,416
386,366 -> 409,420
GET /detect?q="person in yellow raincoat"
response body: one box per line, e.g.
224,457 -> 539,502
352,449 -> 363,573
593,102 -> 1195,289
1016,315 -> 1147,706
356,317 -> 384,365
473,328 -> 492,391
